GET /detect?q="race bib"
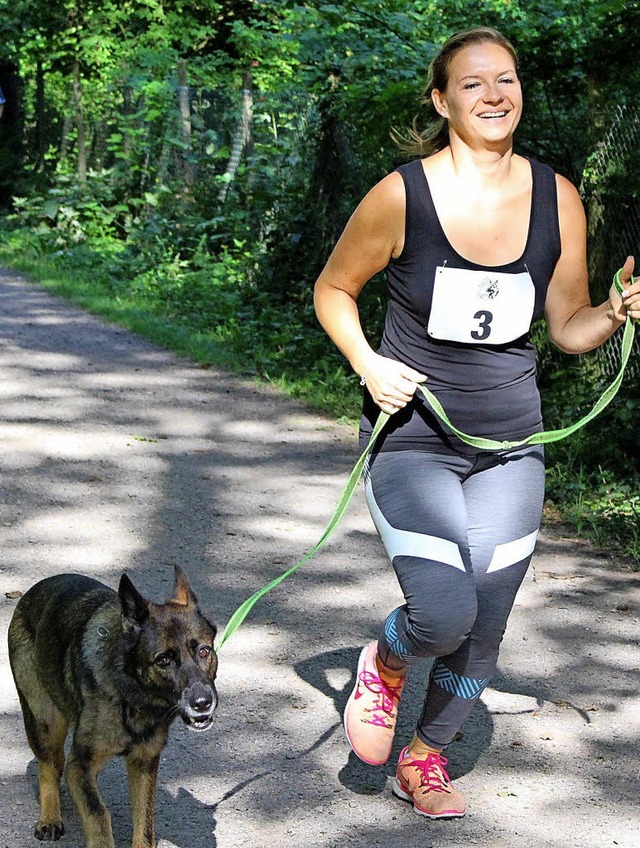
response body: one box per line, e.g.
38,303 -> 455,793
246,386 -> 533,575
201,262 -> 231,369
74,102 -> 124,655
427,265 -> 535,345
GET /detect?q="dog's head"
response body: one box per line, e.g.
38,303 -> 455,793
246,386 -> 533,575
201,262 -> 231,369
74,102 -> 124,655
118,566 -> 218,731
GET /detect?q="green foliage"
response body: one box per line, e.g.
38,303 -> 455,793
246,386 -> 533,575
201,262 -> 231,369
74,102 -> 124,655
545,451 -> 640,563
10,171 -> 126,253
1,0 -> 639,565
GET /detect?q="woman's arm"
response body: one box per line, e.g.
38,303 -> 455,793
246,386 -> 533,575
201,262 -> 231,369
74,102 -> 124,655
313,172 -> 426,414
545,175 -> 639,354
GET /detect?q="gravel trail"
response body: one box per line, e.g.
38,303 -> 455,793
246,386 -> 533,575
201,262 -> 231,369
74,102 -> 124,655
0,268 -> 638,848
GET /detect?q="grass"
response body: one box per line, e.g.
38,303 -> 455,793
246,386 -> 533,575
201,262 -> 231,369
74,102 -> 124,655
0,236 -> 365,423
0,250 -> 242,373
0,233 -> 638,569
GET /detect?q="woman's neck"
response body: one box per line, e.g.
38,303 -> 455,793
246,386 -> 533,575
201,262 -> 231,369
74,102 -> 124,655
443,136 -> 517,190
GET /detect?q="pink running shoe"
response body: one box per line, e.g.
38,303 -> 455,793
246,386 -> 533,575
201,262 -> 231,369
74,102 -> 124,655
343,641 -> 405,766
393,746 -> 466,819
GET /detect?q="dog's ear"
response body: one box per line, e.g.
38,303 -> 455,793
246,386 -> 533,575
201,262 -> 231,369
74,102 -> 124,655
118,574 -> 150,629
169,565 -> 198,609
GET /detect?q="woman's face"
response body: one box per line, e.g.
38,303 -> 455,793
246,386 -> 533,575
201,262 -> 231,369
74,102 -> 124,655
431,42 -> 522,150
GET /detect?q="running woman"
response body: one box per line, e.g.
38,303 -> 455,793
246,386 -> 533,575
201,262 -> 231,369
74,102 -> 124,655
313,26 -> 639,819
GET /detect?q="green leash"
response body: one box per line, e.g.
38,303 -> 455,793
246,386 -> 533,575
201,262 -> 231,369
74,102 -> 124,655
217,410 -> 390,649
421,268 -> 634,451
218,270 -> 636,649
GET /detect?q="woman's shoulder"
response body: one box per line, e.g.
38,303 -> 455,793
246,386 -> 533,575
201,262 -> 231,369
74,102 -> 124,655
347,170 -> 406,247
554,170 -> 580,196
551,170 -> 583,214
394,157 -> 427,176
522,156 -> 583,214
529,165 -> 585,245
523,155 -> 578,196
364,169 -> 407,209
517,153 -> 554,180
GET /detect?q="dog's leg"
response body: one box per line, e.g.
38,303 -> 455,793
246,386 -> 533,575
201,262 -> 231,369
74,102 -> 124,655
66,742 -> 115,848
126,750 -> 160,848
34,711 -> 68,842
13,680 -> 68,841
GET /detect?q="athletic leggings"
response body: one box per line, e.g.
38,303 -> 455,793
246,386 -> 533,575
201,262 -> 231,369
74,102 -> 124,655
364,445 -> 545,750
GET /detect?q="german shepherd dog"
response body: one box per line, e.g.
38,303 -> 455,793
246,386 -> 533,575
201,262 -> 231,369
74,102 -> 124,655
8,566 -> 218,848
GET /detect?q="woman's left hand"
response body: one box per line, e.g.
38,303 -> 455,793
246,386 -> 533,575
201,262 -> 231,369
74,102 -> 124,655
610,255 -> 640,322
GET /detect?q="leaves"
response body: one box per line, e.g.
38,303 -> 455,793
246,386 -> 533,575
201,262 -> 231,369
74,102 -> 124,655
1,0 -> 638,570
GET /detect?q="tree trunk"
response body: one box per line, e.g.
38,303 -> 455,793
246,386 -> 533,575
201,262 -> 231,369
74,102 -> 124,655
218,68 -> 253,204
35,59 -> 46,169
177,59 -> 194,186
243,68 -> 254,164
122,85 -> 133,158
72,62 -> 87,186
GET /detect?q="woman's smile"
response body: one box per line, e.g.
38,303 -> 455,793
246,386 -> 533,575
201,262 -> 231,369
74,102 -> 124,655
432,42 -> 523,147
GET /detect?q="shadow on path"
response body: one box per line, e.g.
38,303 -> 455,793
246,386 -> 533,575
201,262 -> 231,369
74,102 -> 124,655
0,270 -> 638,848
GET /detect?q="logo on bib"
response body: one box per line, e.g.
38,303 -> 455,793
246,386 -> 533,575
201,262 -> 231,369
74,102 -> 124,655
478,277 -> 500,300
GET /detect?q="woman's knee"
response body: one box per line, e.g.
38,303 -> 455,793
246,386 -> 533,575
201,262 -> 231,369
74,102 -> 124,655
408,601 -> 477,658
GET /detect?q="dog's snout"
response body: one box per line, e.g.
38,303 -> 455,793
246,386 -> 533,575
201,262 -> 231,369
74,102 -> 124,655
179,678 -> 218,730
188,681 -> 217,713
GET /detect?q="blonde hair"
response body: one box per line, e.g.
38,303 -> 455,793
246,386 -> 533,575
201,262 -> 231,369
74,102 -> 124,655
393,27 -> 519,156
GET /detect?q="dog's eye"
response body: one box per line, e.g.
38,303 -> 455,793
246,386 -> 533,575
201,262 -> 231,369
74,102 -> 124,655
155,654 -> 172,668
197,645 -> 211,660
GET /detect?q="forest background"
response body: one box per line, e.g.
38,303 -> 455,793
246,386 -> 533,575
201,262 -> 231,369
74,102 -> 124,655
0,0 -> 638,563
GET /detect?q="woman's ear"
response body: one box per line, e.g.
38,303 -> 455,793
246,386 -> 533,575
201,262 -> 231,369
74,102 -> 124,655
431,88 -> 449,119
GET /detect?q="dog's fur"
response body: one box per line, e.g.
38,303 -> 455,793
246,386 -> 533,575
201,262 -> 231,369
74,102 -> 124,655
8,566 -> 218,848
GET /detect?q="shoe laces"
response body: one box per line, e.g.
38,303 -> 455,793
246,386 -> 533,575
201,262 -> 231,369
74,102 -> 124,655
405,751 -> 454,794
358,669 -> 403,728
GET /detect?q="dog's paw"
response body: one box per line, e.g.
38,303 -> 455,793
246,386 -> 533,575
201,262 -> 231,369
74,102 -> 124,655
35,819 -> 65,841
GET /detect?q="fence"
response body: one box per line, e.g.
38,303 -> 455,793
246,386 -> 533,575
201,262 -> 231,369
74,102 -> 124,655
579,103 -> 640,382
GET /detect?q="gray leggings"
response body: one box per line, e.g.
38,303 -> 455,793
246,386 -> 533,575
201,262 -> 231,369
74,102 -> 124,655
364,446 -> 545,750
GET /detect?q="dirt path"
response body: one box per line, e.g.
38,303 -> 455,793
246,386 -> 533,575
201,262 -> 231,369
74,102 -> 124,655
0,268 -> 638,848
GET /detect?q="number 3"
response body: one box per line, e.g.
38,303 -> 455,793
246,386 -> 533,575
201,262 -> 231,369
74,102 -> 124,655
471,310 -> 493,340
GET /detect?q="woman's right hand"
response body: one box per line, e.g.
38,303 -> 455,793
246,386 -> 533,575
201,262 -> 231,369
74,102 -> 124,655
361,354 -> 427,414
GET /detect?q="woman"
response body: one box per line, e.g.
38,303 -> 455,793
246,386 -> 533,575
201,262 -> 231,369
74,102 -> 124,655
313,27 -> 638,820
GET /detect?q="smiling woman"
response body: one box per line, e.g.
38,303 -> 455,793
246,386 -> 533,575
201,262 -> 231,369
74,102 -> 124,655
313,25 -> 639,823
397,26 -> 521,157
432,41 -> 522,152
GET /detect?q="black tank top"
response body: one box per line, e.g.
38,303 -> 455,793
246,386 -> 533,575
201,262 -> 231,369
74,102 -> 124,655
359,157 -> 561,453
